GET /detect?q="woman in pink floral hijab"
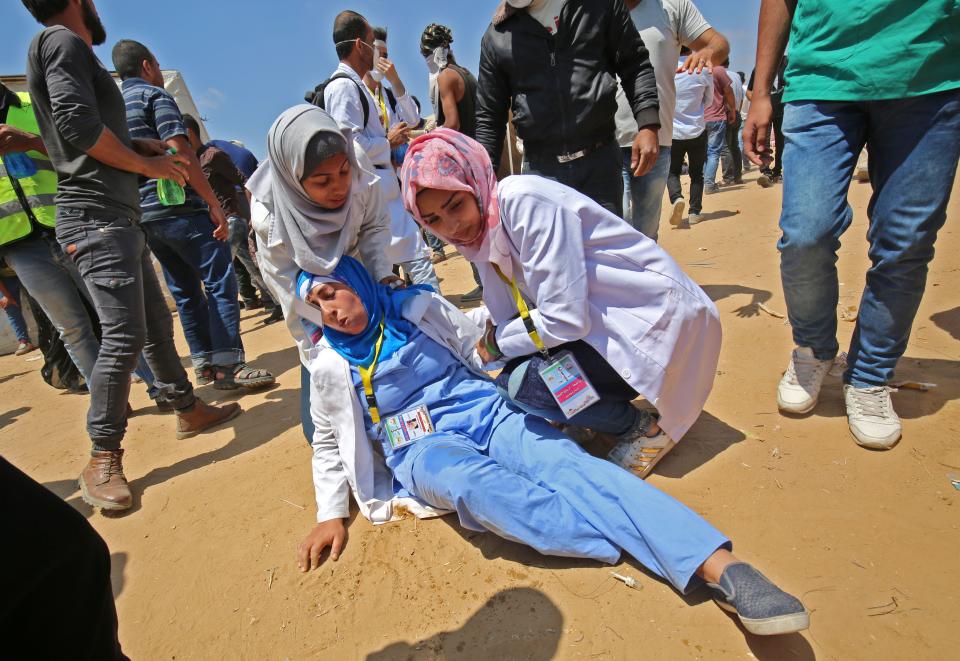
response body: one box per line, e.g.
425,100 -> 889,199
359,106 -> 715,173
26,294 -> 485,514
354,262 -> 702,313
401,129 -> 725,488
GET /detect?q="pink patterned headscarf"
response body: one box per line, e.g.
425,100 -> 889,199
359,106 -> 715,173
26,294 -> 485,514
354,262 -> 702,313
401,128 -> 502,260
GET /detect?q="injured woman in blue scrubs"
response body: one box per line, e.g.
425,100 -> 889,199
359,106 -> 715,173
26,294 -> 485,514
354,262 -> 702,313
294,256 -> 809,636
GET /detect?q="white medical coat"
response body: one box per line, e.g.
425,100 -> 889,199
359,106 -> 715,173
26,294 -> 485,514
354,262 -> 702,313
324,63 -> 428,264
483,176 -> 722,441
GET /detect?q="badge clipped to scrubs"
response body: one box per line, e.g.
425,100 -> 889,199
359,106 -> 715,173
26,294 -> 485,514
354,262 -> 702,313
383,404 -> 435,450
492,265 -> 601,419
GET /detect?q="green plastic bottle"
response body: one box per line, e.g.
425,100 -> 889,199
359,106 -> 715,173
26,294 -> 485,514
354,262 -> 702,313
156,147 -> 185,206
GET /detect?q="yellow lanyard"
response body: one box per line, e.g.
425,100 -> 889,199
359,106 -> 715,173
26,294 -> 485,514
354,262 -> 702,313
492,265 -> 549,357
358,323 -> 386,423
375,87 -> 389,132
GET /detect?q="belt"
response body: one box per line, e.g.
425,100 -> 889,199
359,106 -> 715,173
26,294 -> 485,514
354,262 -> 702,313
529,140 -> 610,164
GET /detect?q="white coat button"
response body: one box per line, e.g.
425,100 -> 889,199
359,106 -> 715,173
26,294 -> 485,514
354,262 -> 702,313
621,369 -> 632,379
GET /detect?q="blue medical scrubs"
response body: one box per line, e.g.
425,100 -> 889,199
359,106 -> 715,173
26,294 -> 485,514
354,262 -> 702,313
352,329 -> 730,593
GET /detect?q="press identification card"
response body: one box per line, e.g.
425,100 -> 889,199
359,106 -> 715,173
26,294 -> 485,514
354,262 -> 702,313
383,404 -> 435,450
537,350 -> 601,419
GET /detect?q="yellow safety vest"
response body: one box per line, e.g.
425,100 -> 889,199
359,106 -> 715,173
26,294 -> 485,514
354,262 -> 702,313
0,92 -> 57,247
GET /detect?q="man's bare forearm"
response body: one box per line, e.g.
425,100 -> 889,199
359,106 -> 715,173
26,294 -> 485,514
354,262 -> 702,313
86,127 -> 149,176
753,0 -> 795,99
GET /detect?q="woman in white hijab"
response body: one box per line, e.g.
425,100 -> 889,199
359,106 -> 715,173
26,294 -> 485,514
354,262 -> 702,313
247,104 -> 395,439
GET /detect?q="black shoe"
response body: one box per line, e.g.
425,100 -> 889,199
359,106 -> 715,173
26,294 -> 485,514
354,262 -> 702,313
263,307 -> 284,325
461,286 -> 483,302
708,563 -> 809,636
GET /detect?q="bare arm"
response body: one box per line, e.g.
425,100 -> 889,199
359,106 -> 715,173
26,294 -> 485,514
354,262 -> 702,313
680,28 -> 730,74
742,0 -> 795,165
438,69 -> 462,131
723,85 -> 737,120
0,125 -> 47,155
86,128 -> 187,184
165,135 -> 228,240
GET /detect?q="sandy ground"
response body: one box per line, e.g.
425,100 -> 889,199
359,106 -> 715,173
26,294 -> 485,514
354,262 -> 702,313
2,169 -> 959,661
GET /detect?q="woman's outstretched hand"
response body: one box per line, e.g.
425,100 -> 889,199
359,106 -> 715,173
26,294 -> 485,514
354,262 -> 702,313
297,519 -> 347,572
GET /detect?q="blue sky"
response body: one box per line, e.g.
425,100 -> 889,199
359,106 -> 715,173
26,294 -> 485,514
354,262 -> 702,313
1,0 -> 760,160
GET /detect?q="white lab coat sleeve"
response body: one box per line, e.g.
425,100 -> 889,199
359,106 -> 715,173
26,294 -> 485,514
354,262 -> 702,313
354,180 -> 395,281
394,92 -> 421,127
309,365 -> 351,523
495,192 -> 592,358
427,294 -> 487,371
325,77 -> 391,166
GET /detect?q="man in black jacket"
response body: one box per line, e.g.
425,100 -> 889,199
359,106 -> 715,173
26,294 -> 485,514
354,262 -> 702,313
476,0 -> 660,215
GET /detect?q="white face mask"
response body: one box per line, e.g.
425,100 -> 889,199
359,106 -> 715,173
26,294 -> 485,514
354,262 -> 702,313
370,40 -> 386,83
506,0 -> 534,7
424,46 -> 449,76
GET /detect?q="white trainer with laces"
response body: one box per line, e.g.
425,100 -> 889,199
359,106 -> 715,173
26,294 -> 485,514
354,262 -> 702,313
776,347 -> 834,414
844,385 -> 902,449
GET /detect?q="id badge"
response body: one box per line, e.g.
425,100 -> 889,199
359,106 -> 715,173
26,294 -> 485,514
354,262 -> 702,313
383,404 -> 435,450
537,350 -> 601,419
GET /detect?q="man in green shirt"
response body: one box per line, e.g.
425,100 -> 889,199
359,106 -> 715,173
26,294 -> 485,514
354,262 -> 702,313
743,0 -> 960,450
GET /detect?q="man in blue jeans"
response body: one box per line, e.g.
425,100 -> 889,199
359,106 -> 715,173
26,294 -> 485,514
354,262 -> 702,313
744,0 -> 960,450
112,39 -> 274,391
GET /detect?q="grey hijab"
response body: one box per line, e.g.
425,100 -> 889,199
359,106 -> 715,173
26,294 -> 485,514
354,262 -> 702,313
247,104 -> 377,275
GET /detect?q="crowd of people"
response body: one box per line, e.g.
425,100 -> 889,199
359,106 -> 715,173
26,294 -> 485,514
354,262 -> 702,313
2,0 -> 958,657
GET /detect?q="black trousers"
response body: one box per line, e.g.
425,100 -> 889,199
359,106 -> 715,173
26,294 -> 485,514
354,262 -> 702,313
721,115 -> 743,181
770,112 -> 785,177
667,131 -> 708,214
0,457 -> 127,660
522,140 -> 623,216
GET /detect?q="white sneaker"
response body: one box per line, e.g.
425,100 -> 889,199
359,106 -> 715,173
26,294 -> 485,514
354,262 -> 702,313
844,385 -> 901,449
669,198 -> 686,226
777,347 -> 834,414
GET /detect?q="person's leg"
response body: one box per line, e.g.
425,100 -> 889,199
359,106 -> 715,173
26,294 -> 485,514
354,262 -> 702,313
234,257 -> 257,305
574,141 -> 625,216
301,362 -> 315,443
720,123 -> 734,183
1,276 -> 31,343
142,219 -> 214,373
779,100 -> 866,361
687,131 -> 708,216
397,433 -> 622,563
703,121 -> 727,191
729,116 -> 743,182
2,237 -> 101,379
772,112 -> 785,178
0,456 -> 129,660
56,212 -> 150,449
228,215 -> 275,307
400,255 -> 441,292
487,411 -> 730,593
847,90 -> 960,387
625,146 -> 671,241
666,140 -> 687,204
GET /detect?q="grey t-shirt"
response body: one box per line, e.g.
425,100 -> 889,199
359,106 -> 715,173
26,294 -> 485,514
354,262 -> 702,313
628,0 -> 711,146
26,26 -> 142,220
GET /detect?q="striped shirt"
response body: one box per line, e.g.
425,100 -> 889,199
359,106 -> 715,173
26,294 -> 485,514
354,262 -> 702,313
120,77 -> 206,222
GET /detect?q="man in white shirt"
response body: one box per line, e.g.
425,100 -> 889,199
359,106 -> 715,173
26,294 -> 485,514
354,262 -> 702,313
666,48 -> 714,226
325,11 -> 439,290
623,0 -> 729,241
362,27 -> 420,151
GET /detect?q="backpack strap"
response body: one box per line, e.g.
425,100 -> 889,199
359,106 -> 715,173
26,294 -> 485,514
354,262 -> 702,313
305,72 -> 370,128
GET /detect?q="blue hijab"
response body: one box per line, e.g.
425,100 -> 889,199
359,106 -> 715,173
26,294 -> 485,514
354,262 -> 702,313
295,256 -> 430,367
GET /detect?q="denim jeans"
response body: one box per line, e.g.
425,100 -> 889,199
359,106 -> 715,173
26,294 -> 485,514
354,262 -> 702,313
703,120 -> 727,189
227,215 -> 275,307
779,89 -> 960,387
1,275 -> 31,343
142,213 -> 243,370
522,140 -> 623,216
667,131 -> 708,215
400,255 -> 441,292
56,209 -> 195,448
496,340 -> 642,436
721,115 -> 743,182
1,233 -> 158,397
620,146 -> 671,241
